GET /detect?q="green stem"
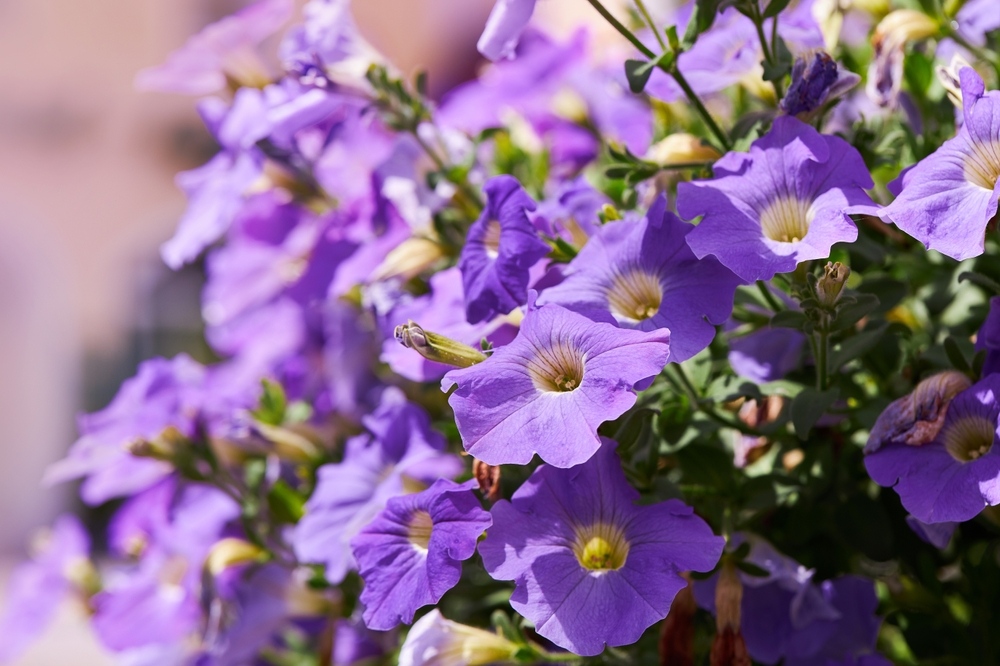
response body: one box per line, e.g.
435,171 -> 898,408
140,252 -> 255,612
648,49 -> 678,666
634,0 -> 666,50
942,25 -> 1000,79
412,132 -> 485,211
669,67 -> 733,151
586,0 -> 732,152
586,0 -> 656,58
756,280 -> 783,312
816,329 -> 830,390
749,2 -> 785,99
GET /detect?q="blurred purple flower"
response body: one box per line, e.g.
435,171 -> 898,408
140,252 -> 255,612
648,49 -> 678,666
679,116 -> 877,282
459,175 -> 550,324
443,298 -> 670,468
479,440 -> 723,655
44,355 -> 214,505
879,68 -> 1000,260
976,296 -> 1000,376
135,0 -> 293,95
0,516 -> 91,663
694,536 -> 885,666
539,196 -> 739,362
905,515 -> 957,549
352,479 -> 491,630
293,388 -> 463,583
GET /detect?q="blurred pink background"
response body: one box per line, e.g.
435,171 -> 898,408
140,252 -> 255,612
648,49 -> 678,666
0,0 -> 621,661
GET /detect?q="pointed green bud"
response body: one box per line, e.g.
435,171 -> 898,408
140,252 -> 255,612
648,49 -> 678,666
395,320 -> 488,368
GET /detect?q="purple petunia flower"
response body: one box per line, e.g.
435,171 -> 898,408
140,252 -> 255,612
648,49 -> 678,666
0,516 -> 92,663
477,0 -> 537,61
905,515 -> 957,549
443,297 -> 670,468
479,440 -> 723,655
866,374 -> 1000,523
694,536 -> 886,666
679,115 -> 877,282
136,0 -> 293,95
538,196 -> 739,363
879,68 -> 1000,260
293,388 -> 463,583
351,479 -> 491,630
976,296 -> 1000,376
459,176 -> 550,325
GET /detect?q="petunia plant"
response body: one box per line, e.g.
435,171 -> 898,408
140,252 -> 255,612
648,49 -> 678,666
2,0 -> 1000,664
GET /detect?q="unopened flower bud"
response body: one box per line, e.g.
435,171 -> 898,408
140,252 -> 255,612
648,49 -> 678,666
865,370 -> 972,454
399,609 -> 519,666
371,236 -> 445,282
782,53 -> 860,117
936,54 -> 975,109
873,10 -> 940,52
395,320 -> 488,368
645,133 -> 721,167
815,261 -> 850,309
205,538 -> 267,576
126,425 -> 188,462
253,421 -> 321,462
710,561 -> 751,666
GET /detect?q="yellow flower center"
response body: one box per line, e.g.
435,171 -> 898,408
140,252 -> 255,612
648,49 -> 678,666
942,416 -> 996,462
527,343 -> 585,393
573,522 -> 630,571
407,510 -> 434,552
607,269 -> 663,322
964,139 -> 1000,191
760,196 -> 813,243
482,220 -> 502,259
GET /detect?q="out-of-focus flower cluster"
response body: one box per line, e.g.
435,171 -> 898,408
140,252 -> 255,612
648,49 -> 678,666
3,0 -> 1000,663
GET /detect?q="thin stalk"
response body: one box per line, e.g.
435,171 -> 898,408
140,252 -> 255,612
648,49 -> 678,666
412,131 -> 484,212
586,0 -> 732,151
669,67 -> 733,151
757,280 -> 783,312
586,0 -> 656,58
816,329 -> 830,390
749,3 -> 785,99
634,0 -> 666,50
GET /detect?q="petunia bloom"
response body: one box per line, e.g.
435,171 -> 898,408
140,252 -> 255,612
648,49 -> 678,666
294,388 -> 463,583
477,0 -> 538,61
459,175 -> 550,324
679,115 -> 877,283
479,440 -> 723,655
866,374 -> 1000,523
443,297 -> 670,468
351,479 -> 492,630
879,68 -> 1000,260
539,196 -> 739,363
398,610 -> 519,666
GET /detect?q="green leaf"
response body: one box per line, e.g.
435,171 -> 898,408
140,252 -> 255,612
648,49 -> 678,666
830,293 -> 881,332
253,378 -> 288,426
958,271 -> 1000,295
762,0 -> 793,18
856,278 -> 907,314
830,323 -> 889,369
625,59 -> 655,94
771,310 -> 809,330
944,336 -> 973,375
682,0 -> 723,47
790,387 -> 839,439
676,443 -> 736,490
267,480 -> 306,523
